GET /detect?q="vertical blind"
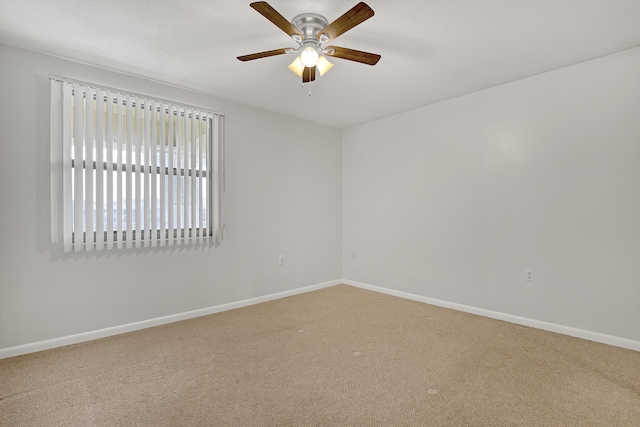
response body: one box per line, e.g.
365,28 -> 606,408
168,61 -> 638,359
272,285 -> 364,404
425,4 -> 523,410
50,77 -> 224,252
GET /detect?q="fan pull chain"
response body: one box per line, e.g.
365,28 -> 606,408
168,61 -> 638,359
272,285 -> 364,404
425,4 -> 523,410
301,82 -> 312,97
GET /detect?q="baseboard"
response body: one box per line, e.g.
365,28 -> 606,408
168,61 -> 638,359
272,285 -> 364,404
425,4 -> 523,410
0,279 -> 342,360
4,278 -> 637,359
343,279 -> 640,353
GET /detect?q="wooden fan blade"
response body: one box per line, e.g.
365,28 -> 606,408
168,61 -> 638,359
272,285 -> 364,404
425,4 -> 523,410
317,2 -> 374,42
302,66 -> 316,83
237,48 -> 290,62
250,2 -> 303,38
325,46 -> 381,65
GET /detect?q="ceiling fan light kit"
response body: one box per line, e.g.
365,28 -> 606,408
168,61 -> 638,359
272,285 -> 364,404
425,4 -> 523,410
238,1 -> 381,84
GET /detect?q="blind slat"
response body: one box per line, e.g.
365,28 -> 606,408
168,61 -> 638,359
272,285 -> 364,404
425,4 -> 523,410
150,101 -> 158,246
135,99 -> 143,247
215,115 -> 224,246
180,108 -> 187,242
62,83 -> 73,252
185,109 -> 192,243
73,84 -> 84,252
125,96 -> 134,248
84,87 -> 95,251
116,94 -> 125,248
168,108 -> 175,245
214,115 -> 220,242
197,115 -> 202,239
159,103 -> 167,246
106,92 -> 115,250
177,108 -> 184,241
191,111 -> 197,241
144,100 -> 151,245
95,89 -> 105,251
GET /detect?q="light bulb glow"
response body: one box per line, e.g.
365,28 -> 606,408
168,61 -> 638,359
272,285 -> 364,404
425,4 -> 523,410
300,46 -> 319,67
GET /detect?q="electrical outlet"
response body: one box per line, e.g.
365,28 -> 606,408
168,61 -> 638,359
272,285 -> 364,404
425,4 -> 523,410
525,269 -> 534,282
279,255 -> 285,265
352,250 -> 357,259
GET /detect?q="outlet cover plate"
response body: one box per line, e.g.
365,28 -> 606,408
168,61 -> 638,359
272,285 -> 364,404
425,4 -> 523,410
525,269 -> 534,282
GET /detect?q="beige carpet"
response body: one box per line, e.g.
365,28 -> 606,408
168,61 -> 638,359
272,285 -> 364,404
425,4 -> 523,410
1,284 -> 639,426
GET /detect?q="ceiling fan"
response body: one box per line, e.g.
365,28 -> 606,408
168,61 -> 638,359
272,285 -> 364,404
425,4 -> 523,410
237,2 -> 381,83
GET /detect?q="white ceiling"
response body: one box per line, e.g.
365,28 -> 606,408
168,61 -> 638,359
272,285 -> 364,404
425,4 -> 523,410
2,0 -> 640,128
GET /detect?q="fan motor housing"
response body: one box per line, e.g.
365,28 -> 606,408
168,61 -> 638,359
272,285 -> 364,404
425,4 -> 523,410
291,13 -> 328,40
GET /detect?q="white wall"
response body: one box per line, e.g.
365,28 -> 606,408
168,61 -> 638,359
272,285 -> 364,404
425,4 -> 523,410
343,48 -> 640,342
2,42 -> 639,353
0,44 -> 342,350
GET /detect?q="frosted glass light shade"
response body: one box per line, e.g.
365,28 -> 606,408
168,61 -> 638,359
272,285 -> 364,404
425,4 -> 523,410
316,56 -> 333,76
288,56 -> 304,77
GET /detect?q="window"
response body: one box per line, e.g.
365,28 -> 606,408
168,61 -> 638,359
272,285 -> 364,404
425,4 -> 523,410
50,77 -> 224,252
